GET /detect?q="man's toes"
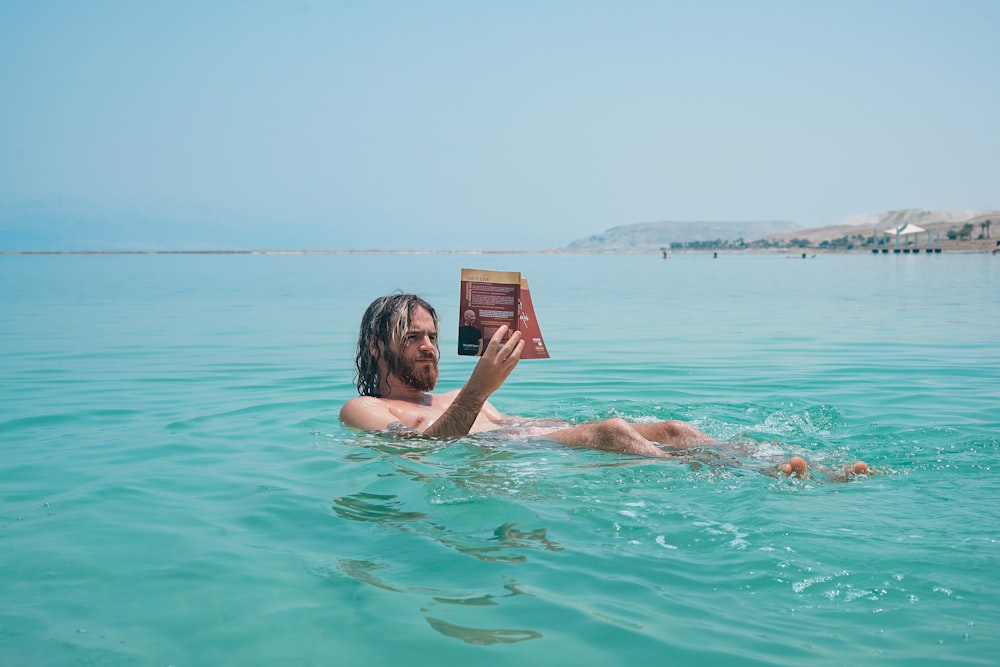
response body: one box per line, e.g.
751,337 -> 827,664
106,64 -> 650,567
781,456 -> 809,478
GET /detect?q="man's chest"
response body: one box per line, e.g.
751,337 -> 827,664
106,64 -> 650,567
382,395 -> 499,433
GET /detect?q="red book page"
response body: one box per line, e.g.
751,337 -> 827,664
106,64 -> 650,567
517,277 -> 549,359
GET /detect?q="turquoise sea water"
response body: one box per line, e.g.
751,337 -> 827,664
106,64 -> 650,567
2,252 -> 998,666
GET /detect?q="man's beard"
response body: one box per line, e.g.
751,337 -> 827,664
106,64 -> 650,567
385,347 -> 438,392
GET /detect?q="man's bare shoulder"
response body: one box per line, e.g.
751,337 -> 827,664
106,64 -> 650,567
341,395 -> 383,408
339,395 -> 396,431
340,395 -> 385,411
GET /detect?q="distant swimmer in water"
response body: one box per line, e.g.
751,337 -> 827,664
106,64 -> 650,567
339,293 -> 874,481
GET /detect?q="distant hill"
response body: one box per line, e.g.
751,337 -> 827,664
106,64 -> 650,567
566,220 -> 803,252
565,210 -> 999,252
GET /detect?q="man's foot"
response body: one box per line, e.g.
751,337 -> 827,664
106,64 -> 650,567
778,455 -> 810,478
842,461 -> 873,477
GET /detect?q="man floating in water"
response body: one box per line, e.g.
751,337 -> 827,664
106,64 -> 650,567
339,293 -> 872,481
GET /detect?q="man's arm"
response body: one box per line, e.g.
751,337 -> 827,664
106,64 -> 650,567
422,326 -> 524,437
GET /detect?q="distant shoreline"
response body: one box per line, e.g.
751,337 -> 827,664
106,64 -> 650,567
0,244 -> 1000,258
2,246 -> 997,256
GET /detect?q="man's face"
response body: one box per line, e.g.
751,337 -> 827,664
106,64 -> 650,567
384,305 -> 439,392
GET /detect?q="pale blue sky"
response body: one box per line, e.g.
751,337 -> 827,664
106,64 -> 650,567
1,0 -> 997,250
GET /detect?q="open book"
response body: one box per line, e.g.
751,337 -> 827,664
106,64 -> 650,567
458,268 -> 549,359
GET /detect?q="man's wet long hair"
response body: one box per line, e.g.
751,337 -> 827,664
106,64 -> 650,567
354,293 -> 439,397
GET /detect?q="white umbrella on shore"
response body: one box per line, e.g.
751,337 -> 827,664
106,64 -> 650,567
885,222 -> 927,250
886,222 -> 926,235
